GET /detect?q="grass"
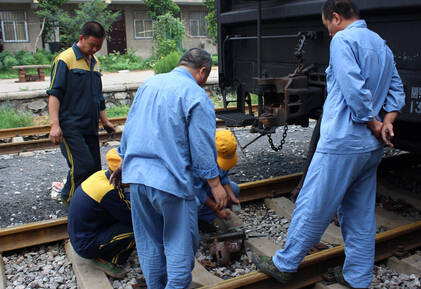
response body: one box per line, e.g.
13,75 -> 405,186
211,92 -> 258,108
0,68 -> 52,79
106,105 -> 130,118
0,106 -> 34,129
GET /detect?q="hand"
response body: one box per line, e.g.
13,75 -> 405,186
103,121 -> 115,136
215,208 -> 231,220
381,122 -> 394,148
49,124 -> 63,144
227,189 -> 240,208
210,184 -> 227,210
367,118 -> 382,140
109,163 -> 122,188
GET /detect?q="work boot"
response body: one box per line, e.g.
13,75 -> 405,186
92,258 -> 125,279
252,254 -> 293,284
332,266 -> 367,289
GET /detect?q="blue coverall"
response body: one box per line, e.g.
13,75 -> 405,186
272,20 -> 406,288
47,43 -> 105,203
197,167 -> 240,223
118,67 -> 219,289
68,170 -> 134,264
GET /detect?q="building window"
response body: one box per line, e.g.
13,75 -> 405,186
189,11 -> 207,37
0,11 -> 29,42
134,11 -> 153,39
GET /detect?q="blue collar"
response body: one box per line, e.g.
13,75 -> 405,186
72,43 -> 84,60
345,19 -> 367,30
173,67 -> 196,82
72,42 -> 97,67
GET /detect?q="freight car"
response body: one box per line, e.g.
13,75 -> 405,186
215,0 -> 421,153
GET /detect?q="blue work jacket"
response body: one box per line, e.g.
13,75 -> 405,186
68,170 -> 132,253
317,20 -> 406,154
46,43 -> 105,135
118,67 -> 219,201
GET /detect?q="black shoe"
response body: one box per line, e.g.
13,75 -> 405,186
332,266 -> 367,289
198,220 -> 217,233
252,254 -> 293,284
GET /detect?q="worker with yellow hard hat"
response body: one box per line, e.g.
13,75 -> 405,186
197,129 -> 241,232
68,147 -> 134,279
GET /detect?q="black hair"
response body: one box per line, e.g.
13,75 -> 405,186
178,48 -> 212,74
80,21 -> 106,39
322,0 -> 360,20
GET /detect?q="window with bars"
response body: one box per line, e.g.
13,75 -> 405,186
0,11 -> 29,42
134,11 -> 153,39
189,11 -> 207,37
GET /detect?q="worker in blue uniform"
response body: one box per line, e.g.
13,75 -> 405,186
252,1 -> 406,288
68,148 -> 134,279
47,21 -> 115,207
112,48 -> 238,289
198,129 -> 240,231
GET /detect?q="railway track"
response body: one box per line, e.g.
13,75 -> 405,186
1,168 -> 421,289
0,106 -> 257,155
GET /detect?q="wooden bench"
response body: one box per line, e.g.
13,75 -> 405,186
12,64 -> 51,82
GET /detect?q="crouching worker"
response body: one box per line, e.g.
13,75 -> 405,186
198,130 -> 240,232
68,148 -> 134,279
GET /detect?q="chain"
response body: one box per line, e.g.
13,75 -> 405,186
267,124 -> 288,152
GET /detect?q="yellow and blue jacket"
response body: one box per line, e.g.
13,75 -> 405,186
47,43 -> 105,135
67,170 -> 132,253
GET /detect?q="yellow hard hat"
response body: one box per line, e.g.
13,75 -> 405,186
215,130 -> 238,171
106,148 -> 121,172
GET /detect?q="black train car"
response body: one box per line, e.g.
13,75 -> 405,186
216,0 -> 421,153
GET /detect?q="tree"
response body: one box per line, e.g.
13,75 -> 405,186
57,0 -> 120,48
144,0 -> 184,59
153,13 -> 185,59
204,0 -> 217,45
144,0 -> 180,20
34,0 -> 68,52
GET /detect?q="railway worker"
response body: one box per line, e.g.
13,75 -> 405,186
68,148 -> 134,279
47,21 -> 115,207
252,0 -> 406,288
111,48 -> 238,289
198,129 -> 241,232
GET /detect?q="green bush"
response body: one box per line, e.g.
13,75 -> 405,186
0,106 -> 34,129
98,49 -> 153,72
212,54 -> 218,65
106,105 -> 130,118
153,51 -> 182,74
3,55 -> 19,68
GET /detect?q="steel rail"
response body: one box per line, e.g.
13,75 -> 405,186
0,106 -> 257,155
199,221 -> 421,289
0,173 -> 301,253
0,106 -> 257,139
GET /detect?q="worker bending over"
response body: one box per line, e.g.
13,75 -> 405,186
113,48 -> 238,289
68,148 -> 134,279
198,129 -> 240,232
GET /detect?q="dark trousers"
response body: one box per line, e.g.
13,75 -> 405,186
75,223 -> 135,264
60,134 -> 101,203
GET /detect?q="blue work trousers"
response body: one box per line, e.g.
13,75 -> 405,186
60,134 -> 101,203
130,184 -> 199,289
198,181 -> 240,223
273,148 -> 383,288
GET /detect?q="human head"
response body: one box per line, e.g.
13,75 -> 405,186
215,130 -> 238,171
178,48 -> 212,87
77,21 -> 105,56
106,148 -> 121,172
321,0 -> 359,37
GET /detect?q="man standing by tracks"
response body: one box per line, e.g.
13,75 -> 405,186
253,1 -> 406,288
112,48 -> 237,288
47,21 -> 115,207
